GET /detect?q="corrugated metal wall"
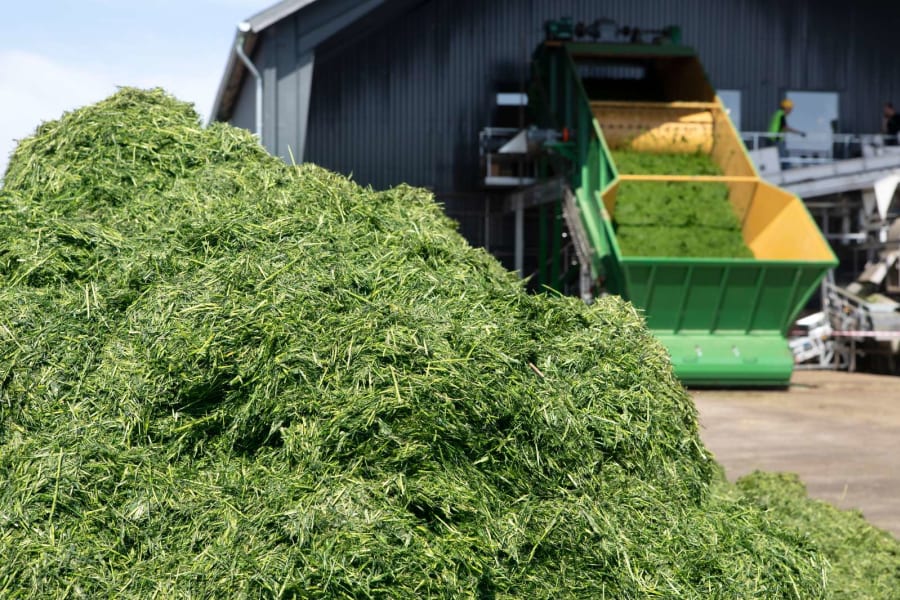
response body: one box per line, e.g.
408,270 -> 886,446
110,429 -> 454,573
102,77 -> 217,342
230,63 -> 257,133
294,0 -> 900,195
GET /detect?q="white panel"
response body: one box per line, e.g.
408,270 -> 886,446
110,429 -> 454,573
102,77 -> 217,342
717,89 -> 742,129
496,93 -> 528,106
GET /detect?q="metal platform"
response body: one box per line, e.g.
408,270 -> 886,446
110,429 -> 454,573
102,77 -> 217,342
746,136 -> 900,200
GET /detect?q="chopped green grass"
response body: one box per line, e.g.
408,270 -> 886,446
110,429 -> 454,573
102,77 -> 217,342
611,149 -> 724,176
616,224 -> 753,258
610,152 -> 752,258
0,88 -> 896,598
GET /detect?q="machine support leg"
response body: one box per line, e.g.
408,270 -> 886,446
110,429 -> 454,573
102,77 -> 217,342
538,204 -> 548,286
515,197 -> 525,278
484,196 -> 491,252
580,262 -> 593,303
552,200 -> 562,287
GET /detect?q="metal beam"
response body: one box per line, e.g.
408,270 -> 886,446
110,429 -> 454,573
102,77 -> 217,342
500,178 -> 566,214
514,197 -> 525,277
781,168 -> 900,199
561,186 -> 595,303
764,153 -> 900,199
245,0 -> 319,33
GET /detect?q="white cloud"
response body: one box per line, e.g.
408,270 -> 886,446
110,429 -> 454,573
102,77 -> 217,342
0,50 -> 110,174
0,49 -> 221,176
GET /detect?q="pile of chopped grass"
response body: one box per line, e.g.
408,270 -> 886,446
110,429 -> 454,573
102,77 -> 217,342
0,89 -> 897,597
610,152 -> 752,258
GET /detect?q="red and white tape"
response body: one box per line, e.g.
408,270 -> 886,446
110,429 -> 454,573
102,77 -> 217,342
831,331 -> 900,338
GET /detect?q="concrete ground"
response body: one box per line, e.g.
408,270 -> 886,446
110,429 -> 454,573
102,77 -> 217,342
692,370 -> 900,537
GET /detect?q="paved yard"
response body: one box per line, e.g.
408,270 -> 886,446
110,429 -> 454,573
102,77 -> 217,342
692,370 -> 900,537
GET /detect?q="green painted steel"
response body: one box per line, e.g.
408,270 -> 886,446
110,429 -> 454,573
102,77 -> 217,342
619,258 -> 833,335
551,200 -> 563,288
657,334 -> 794,387
531,41 -> 837,387
538,203 -> 549,286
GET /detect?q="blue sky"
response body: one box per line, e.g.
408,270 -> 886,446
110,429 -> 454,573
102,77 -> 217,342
1,0 -> 275,174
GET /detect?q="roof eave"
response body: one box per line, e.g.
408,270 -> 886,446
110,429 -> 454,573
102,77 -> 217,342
210,0 -> 316,123
245,0 -> 318,33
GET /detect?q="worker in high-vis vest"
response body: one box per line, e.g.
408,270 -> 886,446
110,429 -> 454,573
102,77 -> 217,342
768,98 -> 805,169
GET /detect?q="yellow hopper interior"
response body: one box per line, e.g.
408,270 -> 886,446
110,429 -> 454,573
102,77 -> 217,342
594,99 -> 833,263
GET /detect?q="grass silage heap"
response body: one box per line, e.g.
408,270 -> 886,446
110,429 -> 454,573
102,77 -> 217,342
1,89 -> 898,598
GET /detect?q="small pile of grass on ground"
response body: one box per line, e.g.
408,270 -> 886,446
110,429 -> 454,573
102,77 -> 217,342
0,89 -> 897,598
610,151 -> 753,258
737,472 -> 900,599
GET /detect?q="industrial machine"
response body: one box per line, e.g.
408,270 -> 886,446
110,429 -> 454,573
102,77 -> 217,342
813,215 -> 900,372
784,172 -> 900,372
526,20 -> 837,386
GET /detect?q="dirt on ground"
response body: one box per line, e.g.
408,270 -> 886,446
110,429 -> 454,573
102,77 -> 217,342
692,369 -> 900,537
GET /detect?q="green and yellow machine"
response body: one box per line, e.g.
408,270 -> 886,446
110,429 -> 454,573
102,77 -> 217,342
531,32 -> 837,386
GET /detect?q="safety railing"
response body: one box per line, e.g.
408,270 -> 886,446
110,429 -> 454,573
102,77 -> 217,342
739,131 -> 900,166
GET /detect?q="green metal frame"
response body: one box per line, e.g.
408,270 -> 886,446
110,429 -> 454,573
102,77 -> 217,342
531,42 -> 837,387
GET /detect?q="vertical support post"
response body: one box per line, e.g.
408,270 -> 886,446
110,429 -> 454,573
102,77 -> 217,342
580,262 -> 593,303
551,199 -> 562,287
515,197 -> 525,278
841,195 -> 851,247
536,157 -> 550,287
549,53 -> 559,119
484,195 -> 491,252
564,64 -> 573,131
538,204 -> 548,286
577,102 -> 589,173
599,150 -> 607,192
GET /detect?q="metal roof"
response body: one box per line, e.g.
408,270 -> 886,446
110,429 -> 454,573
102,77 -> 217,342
243,0 -> 321,33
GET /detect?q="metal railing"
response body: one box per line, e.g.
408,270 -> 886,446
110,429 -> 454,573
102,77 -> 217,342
739,131 -> 900,166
